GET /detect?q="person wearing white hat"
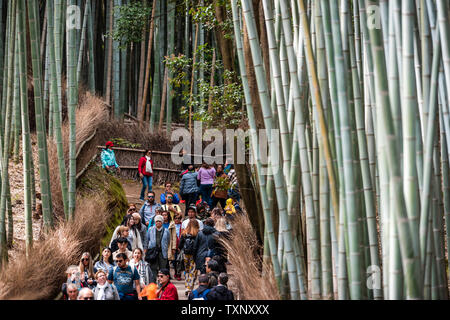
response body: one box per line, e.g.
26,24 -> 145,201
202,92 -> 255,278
145,215 -> 170,283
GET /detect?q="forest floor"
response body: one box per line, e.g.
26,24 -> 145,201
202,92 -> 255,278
8,137 -> 42,263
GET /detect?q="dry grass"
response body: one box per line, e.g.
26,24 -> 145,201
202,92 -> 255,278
222,214 -> 280,300
47,92 -> 109,219
0,194 -> 110,300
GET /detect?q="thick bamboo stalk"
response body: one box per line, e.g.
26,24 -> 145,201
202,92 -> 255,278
67,0 -> 78,219
139,0 -> 156,124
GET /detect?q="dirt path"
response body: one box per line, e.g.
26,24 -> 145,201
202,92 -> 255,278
120,179 -> 190,300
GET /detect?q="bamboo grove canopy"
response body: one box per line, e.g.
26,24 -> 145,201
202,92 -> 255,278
231,0 -> 450,300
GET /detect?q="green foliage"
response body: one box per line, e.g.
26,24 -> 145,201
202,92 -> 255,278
110,138 -> 142,149
188,0 -> 234,40
165,45 -> 244,129
109,1 -> 151,49
213,176 -> 231,191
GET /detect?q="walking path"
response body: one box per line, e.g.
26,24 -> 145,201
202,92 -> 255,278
120,179 -> 190,300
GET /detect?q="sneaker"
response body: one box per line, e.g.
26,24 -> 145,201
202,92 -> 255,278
185,290 -> 191,297
175,275 -> 182,281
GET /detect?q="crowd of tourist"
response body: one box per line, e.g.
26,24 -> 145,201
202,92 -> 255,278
61,143 -> 241,300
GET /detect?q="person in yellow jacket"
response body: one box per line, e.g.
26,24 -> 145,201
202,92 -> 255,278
224,198 -> 236,216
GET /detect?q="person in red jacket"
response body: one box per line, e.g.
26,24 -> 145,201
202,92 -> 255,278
156,269 -> 179,300
138,149 -> 154,201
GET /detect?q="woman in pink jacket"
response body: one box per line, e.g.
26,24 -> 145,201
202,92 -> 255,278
138,150 -> 154,201
197,162 -> 216,208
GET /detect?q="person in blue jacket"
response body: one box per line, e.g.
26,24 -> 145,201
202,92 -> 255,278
101,141 -> 120,174
160,182 -> 180,204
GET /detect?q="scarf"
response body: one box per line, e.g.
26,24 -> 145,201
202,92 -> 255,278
96,283 -> 108,300
145,156 -> 153,174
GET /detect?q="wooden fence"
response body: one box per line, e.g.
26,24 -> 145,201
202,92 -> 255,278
94,145 -> 230,186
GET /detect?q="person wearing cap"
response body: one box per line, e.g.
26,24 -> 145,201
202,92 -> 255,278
101,141 -> 120,174
145,215 -> 170,283
181,205 -> 204,231
156,269 -> 178,300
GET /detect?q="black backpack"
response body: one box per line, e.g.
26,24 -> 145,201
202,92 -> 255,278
183,234 -> 196,255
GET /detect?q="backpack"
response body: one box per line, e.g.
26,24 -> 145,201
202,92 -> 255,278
183,234 -> 196,255
192,288 -> 210,300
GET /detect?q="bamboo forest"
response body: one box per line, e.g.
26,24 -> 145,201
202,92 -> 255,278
0,0 -> 449,302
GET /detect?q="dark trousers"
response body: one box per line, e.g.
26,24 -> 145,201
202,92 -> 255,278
211,196 -> 227,209
150,253 -> 168,283
184,192 -> 198,215
199,184 -> 213,208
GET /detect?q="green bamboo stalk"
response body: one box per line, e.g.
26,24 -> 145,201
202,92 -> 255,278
54,0 -> 63,127
419,28 -> 441,269
365,0 -> 423,299
231,0 -> 282,291
166,0 -> 175,134
86,0 -> 95,92
67,0 -> 78,219
241,0 -> 299,299
113,0 -> 120,118
49,0 -> 70,218
27,0 -> 54,230
329,0 -> 362,299
0,0 -> 16,266
18,0 -> 32,256
12,40 -> 20,164
77,0 -> 89,83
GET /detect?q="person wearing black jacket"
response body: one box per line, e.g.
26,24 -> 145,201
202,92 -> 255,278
194,218 -> 218,274
207,273 -> 234,301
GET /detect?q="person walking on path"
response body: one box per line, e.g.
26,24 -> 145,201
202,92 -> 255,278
107,253 -> 142,300
139,191 -> 161,228
161,192 -> 182,220
138,149 -> 154,201
94,247 -> 114,274
160,182 -> 180,204
194,218 -> 218,274
101,141 -> 120,174
145,215 -> 170,283
181,205 -> 204,231
211,164 -> 229,209
120,203 -> 137,225
197,162 -> 216,208
112,237 -> 133,262
93,270 -> 120,300
188,274 -> 210,300
129,248 -> 153,288
156,269 -> 179,300
206,273 -> 234,301
180,164 -> 199,215
173,213 -> 183,280
110,226 -> 132,253
79,252 -> 96,289
132,213 -> 148,248
178,219 -> 200,296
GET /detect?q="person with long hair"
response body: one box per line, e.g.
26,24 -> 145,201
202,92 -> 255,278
178,219 -> 200,296
121,203 -> 137,225
79,252 -> 96,289
132,212 -> 147,248
93,270 -> 120,300
129,248 -> 153,288
94,247 -> 114,274
138,149 -> 154,201
109,225 -> 132,252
